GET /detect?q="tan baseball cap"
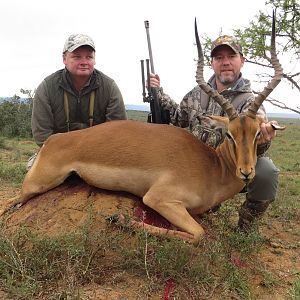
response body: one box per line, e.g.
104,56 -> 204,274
63,34 -> 95,53
211,35 -> 243,57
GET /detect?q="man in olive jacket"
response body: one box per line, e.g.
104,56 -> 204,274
31,33 -> 127,147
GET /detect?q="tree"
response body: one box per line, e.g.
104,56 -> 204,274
0,89 -> 35,138
234,0 -> 300,114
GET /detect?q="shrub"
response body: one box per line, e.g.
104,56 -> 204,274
0,96 -> 32,138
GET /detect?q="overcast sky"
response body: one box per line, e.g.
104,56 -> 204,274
1,0 -> 297,113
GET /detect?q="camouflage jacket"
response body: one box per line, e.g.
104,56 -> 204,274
157,74 -> 270,155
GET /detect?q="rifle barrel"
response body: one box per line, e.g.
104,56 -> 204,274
144,20 -> 155,74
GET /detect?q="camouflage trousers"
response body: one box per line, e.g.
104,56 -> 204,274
246,156 -> 279,201
237,156 -> 279,231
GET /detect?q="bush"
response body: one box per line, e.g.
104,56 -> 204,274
0,96 -> 32,138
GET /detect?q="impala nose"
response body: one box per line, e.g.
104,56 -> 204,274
239,168 -> 254,182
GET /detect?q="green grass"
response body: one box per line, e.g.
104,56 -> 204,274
0,226 -> 108,298
289,275 -> 300,299
0,137 -> 38,185
268,122 -> 300,172
126,109 -> 148,122
0,220 -> 270,299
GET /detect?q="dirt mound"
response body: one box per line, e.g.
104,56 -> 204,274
1,176 -> 177,299
3,175 -> 172,237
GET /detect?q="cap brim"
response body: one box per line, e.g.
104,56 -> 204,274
67,43 -> 95,52
211,44 -> 240,57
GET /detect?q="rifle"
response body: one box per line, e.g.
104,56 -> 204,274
141,20 -> 170,124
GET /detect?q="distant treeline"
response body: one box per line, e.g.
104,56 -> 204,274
0,96 -> 32,138
2,96 -> 299,139
0,96 -> 148,138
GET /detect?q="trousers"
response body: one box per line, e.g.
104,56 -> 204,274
246,156 -> 279,201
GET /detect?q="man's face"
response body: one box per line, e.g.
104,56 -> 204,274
211,46 -> 245,87
63,46 -> 95,77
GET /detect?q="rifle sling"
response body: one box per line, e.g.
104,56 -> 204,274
89,90 -> 95,127
63,91 -> 70,131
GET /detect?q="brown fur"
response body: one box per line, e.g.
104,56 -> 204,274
2,116 -> 264,244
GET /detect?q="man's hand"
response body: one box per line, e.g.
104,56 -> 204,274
148,73 -> 160,88
258,120 -> 278,144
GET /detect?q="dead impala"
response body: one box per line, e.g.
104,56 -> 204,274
1,14 -> 284,244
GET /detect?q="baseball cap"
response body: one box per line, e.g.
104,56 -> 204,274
211,35 -> 243,57
63,34 -> 96,53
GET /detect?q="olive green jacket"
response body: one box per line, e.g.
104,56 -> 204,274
32,68 -> 127,146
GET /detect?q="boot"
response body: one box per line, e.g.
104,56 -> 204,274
238,198 -> 272,232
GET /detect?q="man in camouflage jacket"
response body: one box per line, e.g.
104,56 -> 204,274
149,35 -> 279,231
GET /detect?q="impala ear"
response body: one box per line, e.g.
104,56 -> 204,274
198,115 -> 229,130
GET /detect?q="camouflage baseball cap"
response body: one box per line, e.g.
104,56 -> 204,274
63,34 -> 95,53
211,35 -> 243,57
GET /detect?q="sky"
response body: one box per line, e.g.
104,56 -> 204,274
0,0 -> 298,113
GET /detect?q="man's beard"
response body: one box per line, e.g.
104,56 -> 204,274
218,73 -> 236,86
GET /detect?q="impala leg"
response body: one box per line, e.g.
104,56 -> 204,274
0,162 -> 70,216
130,220 -> 195,241
142,189 -> 205,244
111,213 -> 195,242
21,167 -> 70,201
0,195 -> 21,216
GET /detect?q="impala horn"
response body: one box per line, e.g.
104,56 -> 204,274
246,10 -> 283,119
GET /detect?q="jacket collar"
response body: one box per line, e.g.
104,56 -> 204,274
207,73 -> 252,95
60,68 -> 100,96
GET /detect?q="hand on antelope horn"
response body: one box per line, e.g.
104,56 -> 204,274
258,120 -> 285,145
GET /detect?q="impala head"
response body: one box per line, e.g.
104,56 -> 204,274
225,114 -> 264,182
195,11 -> 283,182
